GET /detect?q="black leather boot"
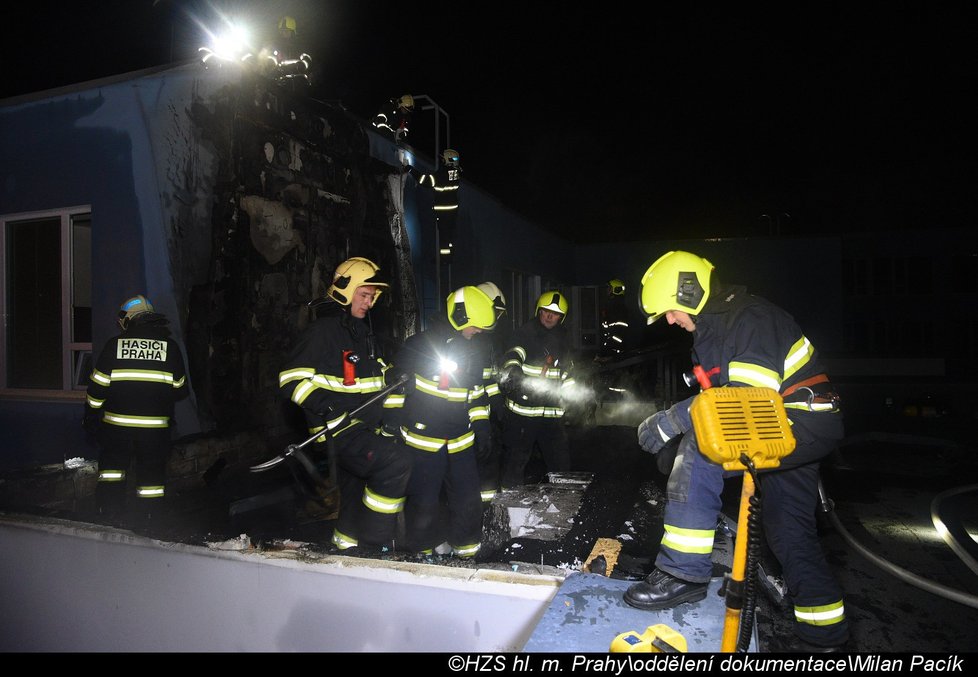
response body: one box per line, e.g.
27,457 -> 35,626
623,568 -> 708,611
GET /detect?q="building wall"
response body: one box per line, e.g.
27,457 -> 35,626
3,64 -> 973,474
0,63 -> 407,469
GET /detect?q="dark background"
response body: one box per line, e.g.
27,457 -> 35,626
3,1 -> 974,241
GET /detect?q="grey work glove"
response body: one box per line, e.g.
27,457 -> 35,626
637,398 -> 694,455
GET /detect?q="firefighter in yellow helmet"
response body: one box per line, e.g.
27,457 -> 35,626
263,15 -> 311,87
85,295 -> 188,524
383,286 -> 497,558
626,250 -> 849,650
372,94 -> 415,144
278,257 -> 411,552
598,278 -> 630,360
497,290 -> 575,487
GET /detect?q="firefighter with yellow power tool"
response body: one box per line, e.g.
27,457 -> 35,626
621,250 -> 848,652
611,387 -> 796,653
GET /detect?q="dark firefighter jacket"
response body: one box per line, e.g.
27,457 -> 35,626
278,306 -> 390,439
372,100 -> 410,140
691,285 -> 842,451
411,166 -> 461,212
500,318 -> 578,419
86,315 -> 188,431
383,316 -> 490,451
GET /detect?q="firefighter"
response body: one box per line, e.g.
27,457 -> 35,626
625,250 -> 849,650
372,94 -> 415,143
85,295 -> 188,522
598,278 -> 630,360
472,281 -> 508,503
278,257 -> 411,552
497,290 -> 576,488
383,286 -> 497,558
410,149 -> 462,263
257,15 -> 312,87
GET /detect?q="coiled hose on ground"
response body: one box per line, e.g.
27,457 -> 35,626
818,479 -> 978,610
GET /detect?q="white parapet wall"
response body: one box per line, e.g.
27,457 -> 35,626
0,514 -> 562,652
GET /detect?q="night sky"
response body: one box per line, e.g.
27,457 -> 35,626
3,1 -> 974,242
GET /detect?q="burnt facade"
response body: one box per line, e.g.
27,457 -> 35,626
0,62 -> 417,468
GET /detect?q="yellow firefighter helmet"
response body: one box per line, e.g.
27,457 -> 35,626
609,278 -> 626,296
398,94 -> 415,111
639,250 -> 714,324
327,257 -> 389,306
278,16 -> 297,34
447,286 -> 497,331
535,290 -> 569,322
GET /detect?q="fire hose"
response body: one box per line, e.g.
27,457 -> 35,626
249,374 -> 410,493
818,480 -> 978,610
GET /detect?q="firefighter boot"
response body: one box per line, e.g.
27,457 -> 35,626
623,568 -> 708,611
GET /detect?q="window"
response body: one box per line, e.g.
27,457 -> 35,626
1,207 -> 92,394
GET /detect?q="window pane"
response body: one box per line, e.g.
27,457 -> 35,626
5,218 -> 63,388
72,214 -> 93,343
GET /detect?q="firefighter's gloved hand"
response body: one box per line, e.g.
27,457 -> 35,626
390,372 -> 411,392
380,422 -> 401,442
498,367 -> 523,396
82,410 -> 100,442
475,436 -> 492,462
637,399 -> 693,455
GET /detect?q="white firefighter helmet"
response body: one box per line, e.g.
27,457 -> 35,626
118,295 -> 154,329
476,281 -> 507,328
442,148 -> 460,166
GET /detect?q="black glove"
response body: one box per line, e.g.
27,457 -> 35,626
637,400 -> 693,455
82,410 -> 100,442
498,367 -> 523,397
475,435 -> 492,463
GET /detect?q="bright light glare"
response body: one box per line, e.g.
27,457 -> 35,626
439,358 -> 458,374
212,24 -> 250,60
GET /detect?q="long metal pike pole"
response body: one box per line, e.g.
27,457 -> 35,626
250,373 -> 409,473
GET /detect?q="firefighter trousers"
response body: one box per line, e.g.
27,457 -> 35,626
95,426 -> 169,514
500,413 -> 570,489
655,429 -> 849,646
403,443 -> 482,556
331,427 -> 411,549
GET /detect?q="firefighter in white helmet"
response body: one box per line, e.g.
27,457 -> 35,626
497,290 -> 575,488
279,257 -> 411,552
471,281 -> 508,503
383,286 -> 497,558
85,295 -> 188,524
